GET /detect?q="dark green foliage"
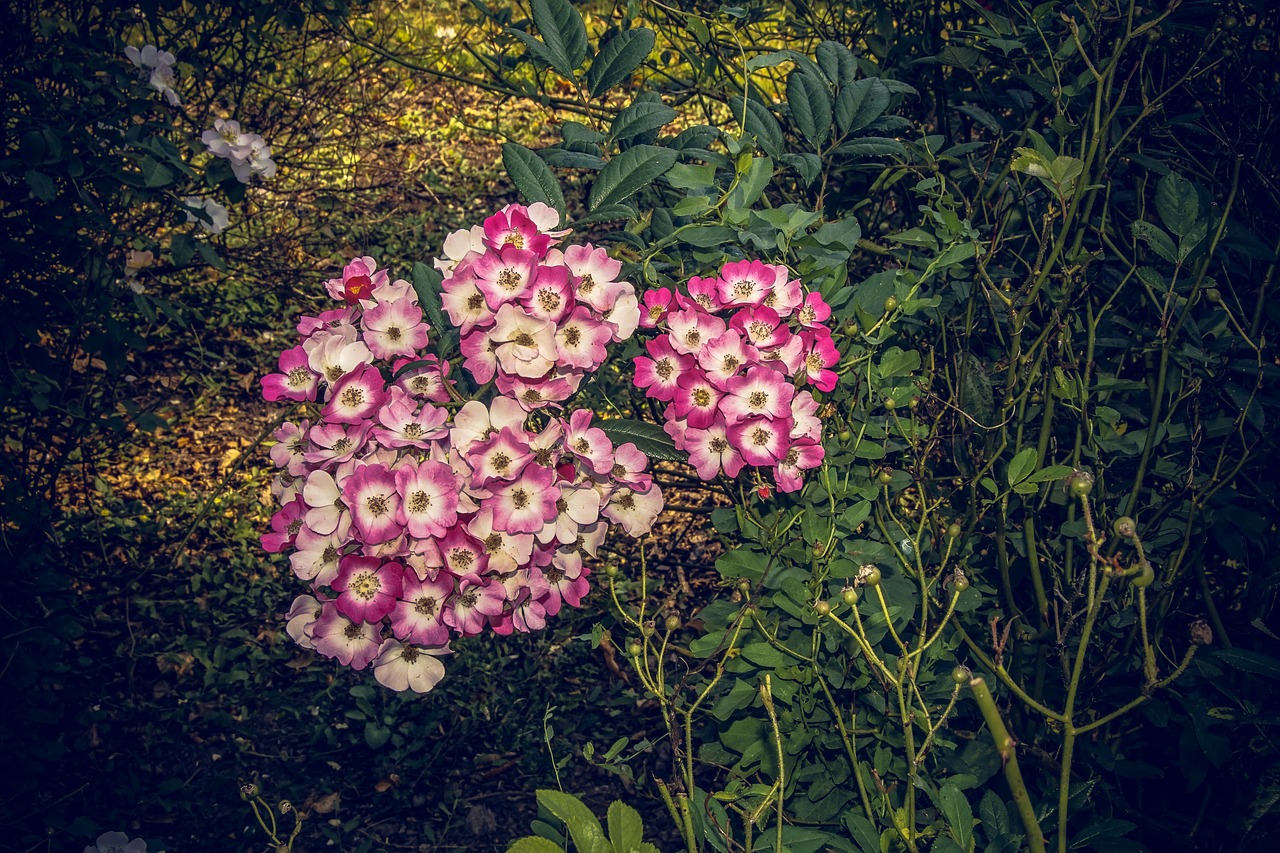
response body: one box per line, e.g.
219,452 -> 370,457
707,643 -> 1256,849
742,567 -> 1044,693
465,1 -> 1280,851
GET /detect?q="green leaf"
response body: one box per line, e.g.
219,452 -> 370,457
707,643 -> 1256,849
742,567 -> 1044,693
1010,147 -> 1053,180
669,125 -> 719,151
570,203 -> 637,227
411,262 -> 447,334
363,722 -> 391,749
731,98 -> 784,156
537,790 -> 604,853
665,163 -> 716,190
587,28 -> 655,97
24,170 -> 56,201
170,233 -> 195,267
196,240 -> 226,271
589,144 -> 677,210
1179,219 -> 1207,263
834,137 -> 904,158
530,0 -> 588,78
141,157 -> 173,188
816,40 -> 857,87
503,143 -> 566,219
841,812 -> 881,853
606,801 -> 644,852
979,790 -> 1010,838
539,148 -> 606,170
1132,220 -> 1178,264
727,156 -> 773,210
1007,447 -> 1037,486
814,217 -> 862,248
610,100 -> 677,142
1024,465 -> 1074,484
937,784 -> 973,850
787,69 -> 832,149
1069,819 -> 1136,848
596,418 -> 682,461
835,78 -> 890,134
507,837 -> 566,853
958,353 -> 994,427
680,225 -> 737,248
1155,172 -> 1200,238
1212,648 -> 1280,680
740,642 -> 786,667
839,501 -> 872,532
508,29 -> 561,71
781,152 -> 821,186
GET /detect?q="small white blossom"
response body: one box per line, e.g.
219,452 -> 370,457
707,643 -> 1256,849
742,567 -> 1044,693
181,197 -> 230,234
202,119 -> 276,183
124,44 -> 179,106
84,830 -> 147,853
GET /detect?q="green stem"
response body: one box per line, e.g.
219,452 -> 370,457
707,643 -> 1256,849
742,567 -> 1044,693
1057,573 -> 1113,853
817,676 -> 875,823
969,677 -> 1046,853
950,616 -> 1068,723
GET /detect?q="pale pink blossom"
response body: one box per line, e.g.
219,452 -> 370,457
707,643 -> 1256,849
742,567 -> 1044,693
361,298 -> 430,360
373,640 -> 450,693
311,603 -> 382,669
389,574 -> 454,646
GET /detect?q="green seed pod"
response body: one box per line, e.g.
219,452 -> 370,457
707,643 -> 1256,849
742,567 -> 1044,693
627,640 -> 642,657
883,397 -> 897,412
946,523 -> 962,539
1113,516 -> 1137,539
861,566 -> 882,586
605,564 -> 619,578
1132,561 -> 1155,588
883,295 -> 899,313
1067,471 -> 1095,497
813,600 -> 831,616
842,586 -> 859,606
665,615 -> 681,632
951,665 -> 971,684
877,468 -> 894,485
953,573 -> 970,592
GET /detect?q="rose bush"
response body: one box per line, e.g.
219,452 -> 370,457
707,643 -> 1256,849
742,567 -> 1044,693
261,205 -> 665,691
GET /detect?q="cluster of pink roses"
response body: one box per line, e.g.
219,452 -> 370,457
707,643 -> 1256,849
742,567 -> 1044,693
634,260 -> 838,493
260,208 -> 663,693
435,202 -> 641,409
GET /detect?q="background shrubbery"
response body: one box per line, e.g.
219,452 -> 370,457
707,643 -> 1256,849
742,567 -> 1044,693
2,0 -> 1278,851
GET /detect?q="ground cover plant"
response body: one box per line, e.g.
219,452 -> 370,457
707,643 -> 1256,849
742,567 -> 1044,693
3,0 -> 1279,852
